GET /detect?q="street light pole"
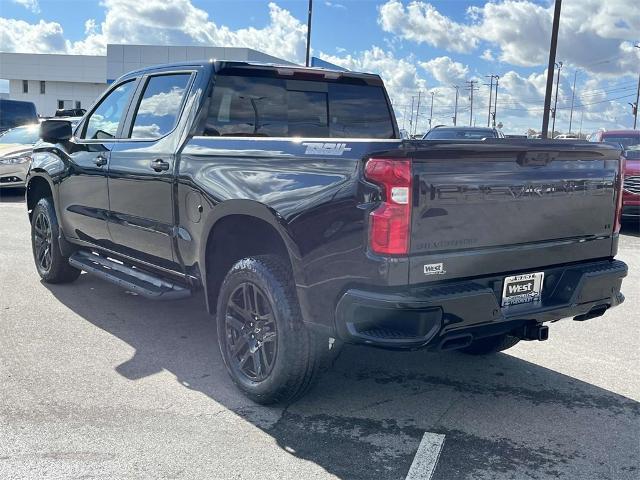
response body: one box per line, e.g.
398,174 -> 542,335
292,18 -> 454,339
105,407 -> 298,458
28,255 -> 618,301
305,0 -> 313,67
493,76 -> 499,128
551,61 -> 563,137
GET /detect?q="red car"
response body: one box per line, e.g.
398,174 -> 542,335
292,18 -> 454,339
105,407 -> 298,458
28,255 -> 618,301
589,130 -> 640,223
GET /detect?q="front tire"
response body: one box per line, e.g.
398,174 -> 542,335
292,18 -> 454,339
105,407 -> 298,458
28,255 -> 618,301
216,255 -> 325,405
459,334 -> 520,355
31,197 -> 80,284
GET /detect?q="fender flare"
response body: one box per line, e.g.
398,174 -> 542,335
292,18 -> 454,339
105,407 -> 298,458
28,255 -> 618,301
198,199 -> 318,326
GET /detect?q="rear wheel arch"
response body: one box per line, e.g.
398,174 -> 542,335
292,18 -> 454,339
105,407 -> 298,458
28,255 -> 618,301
202,209 -> 303,314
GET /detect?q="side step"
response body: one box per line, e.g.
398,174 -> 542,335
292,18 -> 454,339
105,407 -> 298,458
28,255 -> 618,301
69,251 -> 191,301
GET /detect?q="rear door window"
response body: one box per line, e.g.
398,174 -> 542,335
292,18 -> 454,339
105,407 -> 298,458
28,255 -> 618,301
204,74 -> 395,138
128,73 -> 192,139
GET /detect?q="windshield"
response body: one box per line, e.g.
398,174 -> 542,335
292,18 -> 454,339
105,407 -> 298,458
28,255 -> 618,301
602,134 -> 640,149
0,124 -> 40,145
424,128 -> 496,140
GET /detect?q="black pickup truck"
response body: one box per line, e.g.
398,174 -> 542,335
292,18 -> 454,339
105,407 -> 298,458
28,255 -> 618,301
27,61 -> 627,404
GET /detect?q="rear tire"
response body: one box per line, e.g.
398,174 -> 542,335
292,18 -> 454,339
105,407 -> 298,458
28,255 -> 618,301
216,255 -> 326,405
30,197 -> 80,284
460,334 -> 520,355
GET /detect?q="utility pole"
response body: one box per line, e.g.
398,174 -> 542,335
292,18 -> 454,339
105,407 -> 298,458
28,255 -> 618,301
401,104 -> 408,131
541,0 -> 562,138
485,75 -> 495,127
305,0 -> 313,67
551,61 -> 563,138
466,80 -> 477,127
493,76 -> 499,128
453,85 -> 459,126
414,91 -> 422,136
633,44 -> 640,129
429,91 -> 435,129
409,96 -> 415,137
568,69 -> 577,133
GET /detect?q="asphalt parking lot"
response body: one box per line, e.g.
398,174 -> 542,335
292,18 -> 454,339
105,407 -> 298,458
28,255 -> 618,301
1,188 -> 638,480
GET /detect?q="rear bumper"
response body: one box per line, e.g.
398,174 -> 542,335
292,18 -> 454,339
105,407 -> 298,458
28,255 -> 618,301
335,259 -> 627,349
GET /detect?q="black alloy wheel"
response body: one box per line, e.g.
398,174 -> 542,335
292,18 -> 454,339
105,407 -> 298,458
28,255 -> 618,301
30,197 -> 80,284
33,210 -> 53,273
224,281 -> 278,382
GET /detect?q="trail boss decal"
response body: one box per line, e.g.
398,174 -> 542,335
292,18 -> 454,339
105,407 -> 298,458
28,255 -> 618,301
423,263 -> 446,275
302,143 -> 352,156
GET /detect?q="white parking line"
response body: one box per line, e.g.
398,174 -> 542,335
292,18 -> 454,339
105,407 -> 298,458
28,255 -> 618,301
405,432 -> 446,480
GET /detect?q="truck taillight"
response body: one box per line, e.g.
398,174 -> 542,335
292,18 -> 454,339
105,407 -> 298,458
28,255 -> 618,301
364,158 -> 411,255
614,156 -> 625,234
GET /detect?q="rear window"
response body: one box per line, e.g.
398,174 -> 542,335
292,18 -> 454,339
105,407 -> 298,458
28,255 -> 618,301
602,134 -> 640,149
0,100 -> 37,130
202,74 -> 395,138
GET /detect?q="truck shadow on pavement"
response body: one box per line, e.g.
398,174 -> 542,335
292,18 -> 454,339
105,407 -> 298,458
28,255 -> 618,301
45,276 -> 640,480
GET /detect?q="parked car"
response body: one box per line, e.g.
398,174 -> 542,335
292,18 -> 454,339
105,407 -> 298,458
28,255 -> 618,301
0,123 -> 39,188
589,129 -> 640,224
554,133 -> 579,139
27,61 -> 627,404
622,145 -> 640,222
0,99 -> 38,133
588,129 -> 640,149
54,108 -> 86,118
422,125 -> 505,139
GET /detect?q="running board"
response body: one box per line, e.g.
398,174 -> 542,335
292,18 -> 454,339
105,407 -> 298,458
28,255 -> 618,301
69,251 -> 191,300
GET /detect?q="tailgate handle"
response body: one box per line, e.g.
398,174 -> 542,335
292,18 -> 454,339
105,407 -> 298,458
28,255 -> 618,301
518,151 -> 557,166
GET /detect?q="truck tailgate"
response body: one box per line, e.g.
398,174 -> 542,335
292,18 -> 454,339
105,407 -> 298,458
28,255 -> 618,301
408,140 -> 621,284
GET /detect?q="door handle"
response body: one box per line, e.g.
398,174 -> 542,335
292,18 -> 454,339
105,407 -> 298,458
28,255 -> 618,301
150,159 -> 170,172
94,154 -> 108,167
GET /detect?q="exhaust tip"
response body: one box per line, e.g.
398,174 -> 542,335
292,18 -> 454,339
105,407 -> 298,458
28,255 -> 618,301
439,333 -> 473,351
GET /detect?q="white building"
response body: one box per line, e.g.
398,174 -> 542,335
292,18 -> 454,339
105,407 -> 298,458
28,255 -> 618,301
0,44 -> 292,117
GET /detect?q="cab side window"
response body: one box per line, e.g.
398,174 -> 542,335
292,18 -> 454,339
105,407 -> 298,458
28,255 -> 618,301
128,74 -> 191,139
82,81 -> 136,140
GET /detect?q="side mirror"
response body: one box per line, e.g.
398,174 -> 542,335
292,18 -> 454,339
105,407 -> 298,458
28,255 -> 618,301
40,120 -> 72,143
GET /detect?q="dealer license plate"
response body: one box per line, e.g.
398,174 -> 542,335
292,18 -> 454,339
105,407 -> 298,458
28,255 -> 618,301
501,272 -> 544,307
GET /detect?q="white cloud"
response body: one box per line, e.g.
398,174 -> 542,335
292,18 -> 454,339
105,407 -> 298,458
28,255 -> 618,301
325,1 -> 346,9
378,0 -> 478,53
0,18 -> 67,53
137,86 -> 185,116
1,1 -> 308,63
480,49 -> 494,62
420,56 -> 469,85
12,0 -> 40,14
378,0 -> 640,77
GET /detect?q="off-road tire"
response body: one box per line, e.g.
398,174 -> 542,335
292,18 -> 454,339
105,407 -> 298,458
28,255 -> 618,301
460,334 -> 520,355
31,197 -> 80,284
216,255 -> 327,404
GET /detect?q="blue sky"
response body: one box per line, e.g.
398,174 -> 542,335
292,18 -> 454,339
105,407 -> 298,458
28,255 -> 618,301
1,0 -> 638,134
